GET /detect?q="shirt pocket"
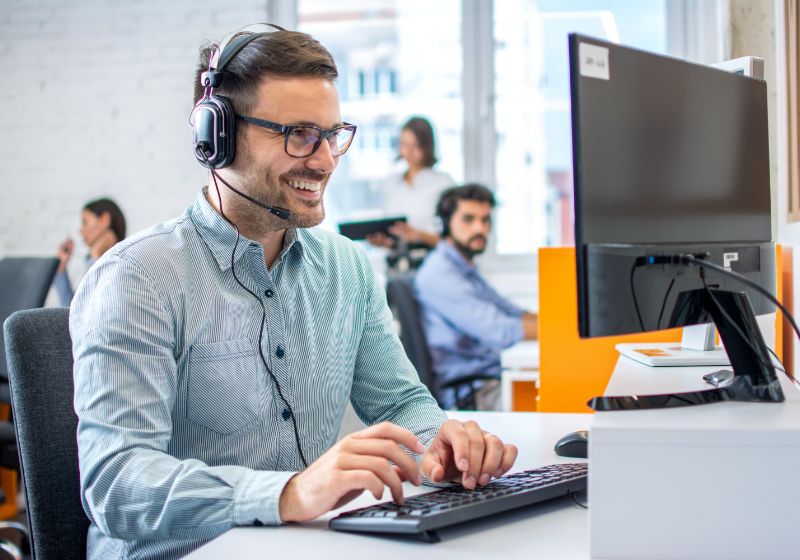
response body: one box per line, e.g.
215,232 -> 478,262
186,338 -> 261,435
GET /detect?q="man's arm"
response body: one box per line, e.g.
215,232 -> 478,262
349,250 -> 449,438
72,255 -> 296,539
522,311 -> 538,340
415,267 -> 525,349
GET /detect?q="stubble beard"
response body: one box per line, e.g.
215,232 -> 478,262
222,162 -> 328,238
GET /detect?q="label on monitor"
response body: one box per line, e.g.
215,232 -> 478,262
579,42 -> 610,80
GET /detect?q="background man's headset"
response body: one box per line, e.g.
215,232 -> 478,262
190,23 -> 308,468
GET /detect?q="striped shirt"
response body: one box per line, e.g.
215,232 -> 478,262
71,188 -> 448,560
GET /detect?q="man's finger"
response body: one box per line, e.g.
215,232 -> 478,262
342,470 -> 388,501
420,447 -> 446,483
338,455 -> 406,504
495,444 -> 519,478
350,422 -> 425,454
345,438 -> 421,485
478,434 -> 504,485
462,421 -> 485,489
438,421 -> 471,478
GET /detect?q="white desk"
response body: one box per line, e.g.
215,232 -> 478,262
590,357 -> 800,559
500,341 -> 539,411
500,340 -> 539,370
185,411 -> 591,560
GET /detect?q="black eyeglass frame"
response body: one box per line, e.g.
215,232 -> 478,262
236,114 -> 357,158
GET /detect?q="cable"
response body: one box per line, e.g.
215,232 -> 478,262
684,255 -> 800,345
569,490 -> 588,509
629,264 -> 646,331
656,277 -> 676,330
699,271 -> 788,380
200,152 -> 309,469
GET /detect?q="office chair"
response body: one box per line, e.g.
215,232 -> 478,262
385,275 -> 497,409
0,257 -> 59,545
0,257 -> 60,397
4,308 -> 88,560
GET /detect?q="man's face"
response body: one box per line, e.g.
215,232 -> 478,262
447,199 -> 492,258
224,76 -> 342,229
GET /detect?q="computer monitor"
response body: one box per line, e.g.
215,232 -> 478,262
568,34 -> 783,410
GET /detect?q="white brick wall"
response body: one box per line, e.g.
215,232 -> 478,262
0,0 -> 270,257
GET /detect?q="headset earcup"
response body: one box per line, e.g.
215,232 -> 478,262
192,95 -> 237,169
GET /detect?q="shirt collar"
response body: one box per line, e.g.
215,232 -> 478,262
190,187 -> 304,271
437,239 -> 477,274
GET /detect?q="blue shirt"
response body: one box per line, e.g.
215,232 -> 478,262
52,255 -> 95,307
414,241 -> 525,392
71,189 -> 448,560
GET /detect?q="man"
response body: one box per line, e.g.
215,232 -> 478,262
71,27 -> 517,559
414,184 -> 538,409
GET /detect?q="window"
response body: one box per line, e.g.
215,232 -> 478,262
493,0 -> 668,253
298,0 -> 464,231
293,1 -> 687,253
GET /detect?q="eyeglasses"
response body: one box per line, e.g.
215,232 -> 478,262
236,115 -> 357,158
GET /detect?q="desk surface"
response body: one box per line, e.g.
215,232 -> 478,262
185,411 -> 591,560
500,340 -> 539,370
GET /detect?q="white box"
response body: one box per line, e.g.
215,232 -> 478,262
590,358 -> 800,560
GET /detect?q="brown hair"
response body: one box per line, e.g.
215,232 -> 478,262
401,116 -> 438,168
193,29 -> 338,116
84,198 -> 126,242
436,183 -> 495,237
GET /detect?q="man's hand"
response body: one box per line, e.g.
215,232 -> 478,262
279,422 -> 425,523
421,419 -> 518,489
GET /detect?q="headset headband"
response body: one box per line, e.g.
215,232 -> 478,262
202,23 -> 285,89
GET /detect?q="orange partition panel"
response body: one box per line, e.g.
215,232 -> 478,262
0,403 -> 16,519
538,248 -> 682,413
538,246 -> 788,413
780,245 -> 793,375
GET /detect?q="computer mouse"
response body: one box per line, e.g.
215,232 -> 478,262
554,430 -> 589,459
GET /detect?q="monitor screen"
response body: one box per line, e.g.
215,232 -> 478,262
569,34 -> 775,338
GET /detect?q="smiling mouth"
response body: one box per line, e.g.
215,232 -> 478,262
284,177 -> 325,201
286,178 -> 322,192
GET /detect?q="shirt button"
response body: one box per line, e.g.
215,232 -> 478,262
264,289 -> 274,298
275,346 -> 285,358
253,519 -> 264,526
282,409 -> 291,421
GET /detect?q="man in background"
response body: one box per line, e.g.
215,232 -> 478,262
415,184 -> 538,409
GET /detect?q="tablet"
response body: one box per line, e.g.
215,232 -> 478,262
338,216 -> 407,240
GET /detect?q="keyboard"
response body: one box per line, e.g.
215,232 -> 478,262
329,462 -> 587,542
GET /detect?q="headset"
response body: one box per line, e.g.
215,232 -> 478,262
190,23 -> 308,468
191,23 -> 283,170
436,189 -> 458,238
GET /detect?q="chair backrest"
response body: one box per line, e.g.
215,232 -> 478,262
4,307 -> 87,560
385,275 -> 436,392
0,257 -> 59,378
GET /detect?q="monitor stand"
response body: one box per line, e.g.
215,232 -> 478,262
615,324 -> 729,367
589,288 -> 784,411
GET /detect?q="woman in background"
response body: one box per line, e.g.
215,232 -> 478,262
53,198 -> 126,306
369,116 -> 454,248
